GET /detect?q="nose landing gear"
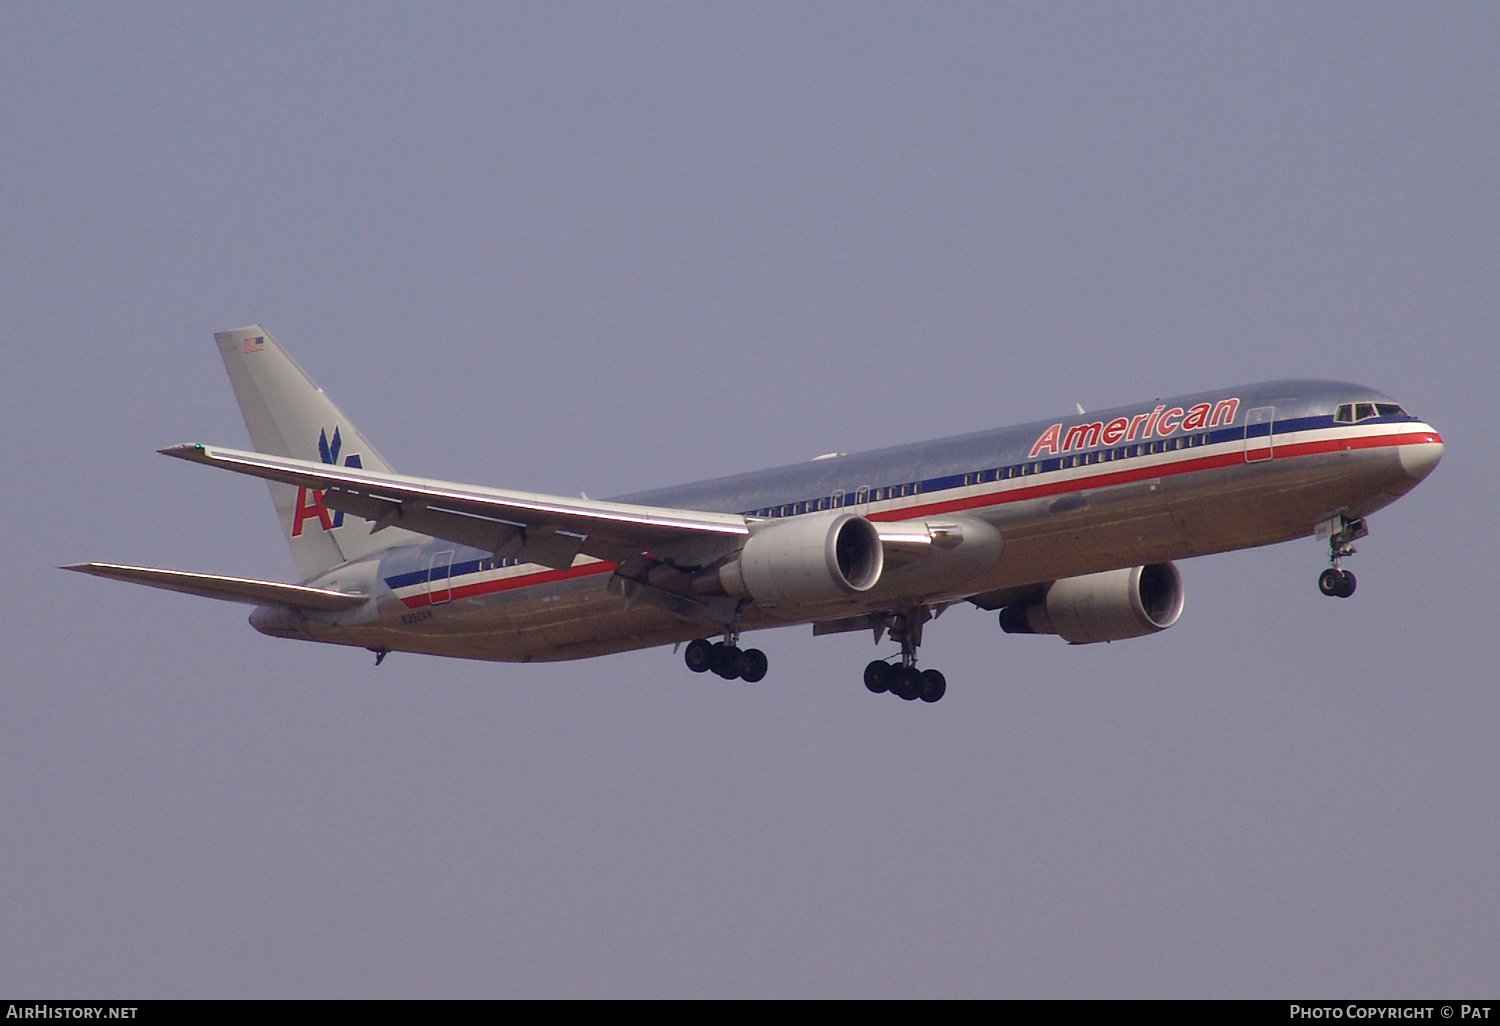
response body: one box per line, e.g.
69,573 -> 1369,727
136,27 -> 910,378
1318,567 -> 1356,598
1316,514 -> 1366,599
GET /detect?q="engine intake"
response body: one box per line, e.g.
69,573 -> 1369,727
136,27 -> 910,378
718,512 -> 883,608
999,562 -> 1184,644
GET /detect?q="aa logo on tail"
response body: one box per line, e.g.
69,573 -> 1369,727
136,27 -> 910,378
291,427 -> 363,536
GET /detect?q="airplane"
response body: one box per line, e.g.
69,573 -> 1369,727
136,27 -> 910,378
66,326 -> 1444,704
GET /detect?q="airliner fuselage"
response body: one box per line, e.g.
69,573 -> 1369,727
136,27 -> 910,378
255,382 -> 1439,660
69,329 -> 1442,704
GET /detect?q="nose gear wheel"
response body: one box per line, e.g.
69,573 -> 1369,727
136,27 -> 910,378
1316,515 -> 1366,599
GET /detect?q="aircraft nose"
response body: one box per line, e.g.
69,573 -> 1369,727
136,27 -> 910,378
1399,429 -> 1443,482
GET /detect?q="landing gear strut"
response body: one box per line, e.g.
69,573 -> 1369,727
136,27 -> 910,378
863,608 -> 947,703
1316,514 -> 1366,599
684,628 -> 768,683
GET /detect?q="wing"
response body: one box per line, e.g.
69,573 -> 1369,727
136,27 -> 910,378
160,443 -> 750,570
63,562 -> 369,611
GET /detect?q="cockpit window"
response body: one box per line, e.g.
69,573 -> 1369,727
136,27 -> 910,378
1335,401 -> 1409,424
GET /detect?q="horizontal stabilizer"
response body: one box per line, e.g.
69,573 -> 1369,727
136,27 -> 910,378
62,562 -> 369,611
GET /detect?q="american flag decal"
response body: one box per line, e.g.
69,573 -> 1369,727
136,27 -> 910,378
243,336 -> 265,353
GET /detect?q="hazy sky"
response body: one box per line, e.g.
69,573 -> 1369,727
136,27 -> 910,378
3,2 -> 1497,997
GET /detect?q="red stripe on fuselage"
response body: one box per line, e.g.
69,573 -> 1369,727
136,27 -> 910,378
870,429 -> 1440,522
398,559 -> 618,608
398,427 -> 1438,604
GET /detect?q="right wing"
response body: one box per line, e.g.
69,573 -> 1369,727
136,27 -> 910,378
160,443 -> 751,570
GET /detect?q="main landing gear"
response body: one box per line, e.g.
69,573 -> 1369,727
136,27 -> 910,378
1316,514 -> 1367,599
684,633 -> 768,683
862,608 -> 947,704
684,607 -> 951,703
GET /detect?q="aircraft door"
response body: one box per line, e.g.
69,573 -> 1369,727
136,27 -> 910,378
1244,406 -> 1274,463
427,549 -> 455,605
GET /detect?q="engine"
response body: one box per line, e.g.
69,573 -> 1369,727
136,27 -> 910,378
716,512 -> 884,608
999,562 -> 1184,644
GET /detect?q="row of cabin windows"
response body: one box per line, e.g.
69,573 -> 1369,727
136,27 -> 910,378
746,432 -> 1216,518
1334,402 -> 1408,424
474,557 -> 524,571
752,481 -> 921,519
1057,432 -> 1212,468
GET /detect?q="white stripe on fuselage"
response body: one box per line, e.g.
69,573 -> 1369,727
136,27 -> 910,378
390,419 -> 1434,605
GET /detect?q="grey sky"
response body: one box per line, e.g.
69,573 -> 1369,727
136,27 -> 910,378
3,2 -> 1497,997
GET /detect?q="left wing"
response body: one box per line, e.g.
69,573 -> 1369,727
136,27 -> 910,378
161,443 -> 750,570
62,562 -> 370,610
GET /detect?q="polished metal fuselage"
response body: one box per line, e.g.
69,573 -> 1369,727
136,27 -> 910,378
252,379 -> 1441,662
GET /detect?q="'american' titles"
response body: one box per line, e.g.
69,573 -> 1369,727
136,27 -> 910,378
1028,398 -> 1240,459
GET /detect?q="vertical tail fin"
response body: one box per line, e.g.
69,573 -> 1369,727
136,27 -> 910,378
215,326 -> 414,580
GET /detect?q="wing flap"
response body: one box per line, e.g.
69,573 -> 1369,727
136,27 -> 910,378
62,562 -> 370,611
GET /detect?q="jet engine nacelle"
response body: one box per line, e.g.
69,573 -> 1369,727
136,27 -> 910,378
718,512 -> 883,608
999,562 -> 1184,644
